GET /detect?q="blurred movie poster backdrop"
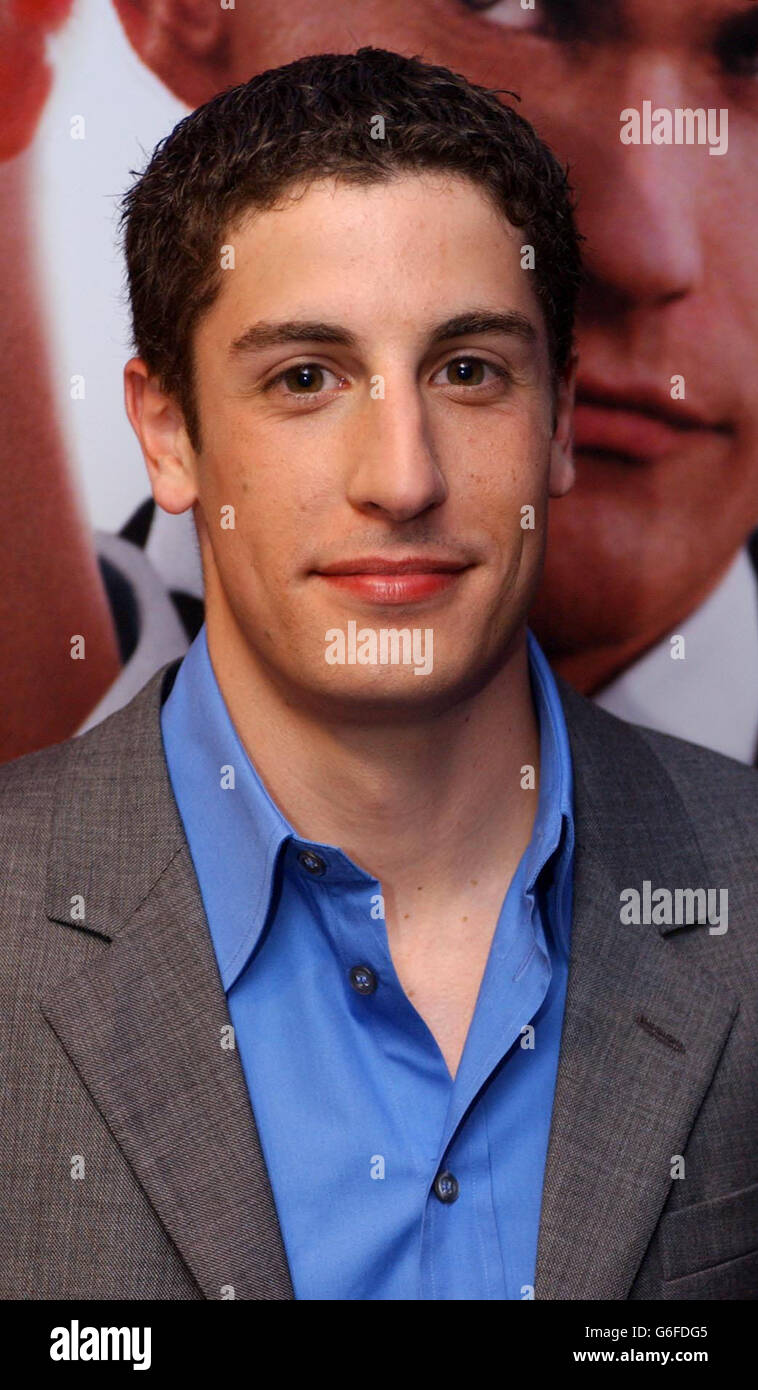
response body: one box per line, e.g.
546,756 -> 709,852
3,0 -> 758,764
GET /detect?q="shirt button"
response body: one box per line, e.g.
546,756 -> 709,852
433,1171 -> 459,1204
297,849 -> 327,876
349,964 -> 378,995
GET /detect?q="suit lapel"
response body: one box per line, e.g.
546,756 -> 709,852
40,660 -> 294,1300
534,680 -> 740,1298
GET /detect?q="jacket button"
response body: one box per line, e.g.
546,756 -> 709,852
297,849 -> 327,876
433,1171 -> 459,1204
349,964 -> 377,995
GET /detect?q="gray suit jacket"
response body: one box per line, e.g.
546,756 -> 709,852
1,657 -> 757,1300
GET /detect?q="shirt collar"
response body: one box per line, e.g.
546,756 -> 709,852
160,622 -> 574,988
523,626 -> 574,908
160,623 -> 293,989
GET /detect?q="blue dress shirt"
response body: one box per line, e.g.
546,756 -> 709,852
160,623 -> 575,1300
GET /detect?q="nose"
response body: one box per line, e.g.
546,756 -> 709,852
547,58 -> 705,311
344,378 -> 448,522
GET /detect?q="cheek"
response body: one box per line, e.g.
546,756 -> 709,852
455,421 -> 547,510
209,408 -> 335,507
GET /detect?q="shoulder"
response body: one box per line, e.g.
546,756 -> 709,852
556,672 -> 758,795
0,659 -> 183,982
555,674 -> 758,872
0,736 -> 70,845
0,658 -> 180,827
555,677 -> 758,989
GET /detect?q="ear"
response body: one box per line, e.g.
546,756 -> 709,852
548,349 -> 578,498
123,357 -> 198,516
112,0 -> 232,106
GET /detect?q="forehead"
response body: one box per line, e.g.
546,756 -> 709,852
210,172 -> 534,329
228,170 -> 521,252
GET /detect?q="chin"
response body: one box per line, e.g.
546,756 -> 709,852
288,665 -> 468,721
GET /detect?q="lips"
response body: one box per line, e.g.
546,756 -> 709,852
573,380 -> 730,463
315,556 -> 470,604
317,556 -> 470,575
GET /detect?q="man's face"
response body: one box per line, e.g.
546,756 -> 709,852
176,173 -> 573,718
116,0 -> 758,688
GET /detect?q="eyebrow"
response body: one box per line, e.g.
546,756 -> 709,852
227,310 -> 538,360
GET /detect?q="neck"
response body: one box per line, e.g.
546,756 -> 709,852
204,596 -> 541,910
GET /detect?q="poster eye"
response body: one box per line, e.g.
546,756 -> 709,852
458,0 -> 543,29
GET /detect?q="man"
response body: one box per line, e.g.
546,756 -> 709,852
110,0 -> 758,761
1,49 -> 756,1301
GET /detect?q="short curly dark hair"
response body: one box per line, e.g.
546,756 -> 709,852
119,46 -> 584,451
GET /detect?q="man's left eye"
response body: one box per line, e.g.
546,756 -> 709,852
436,357 -> 511,388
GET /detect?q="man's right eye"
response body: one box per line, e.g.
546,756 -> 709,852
265,364 -> 344,397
